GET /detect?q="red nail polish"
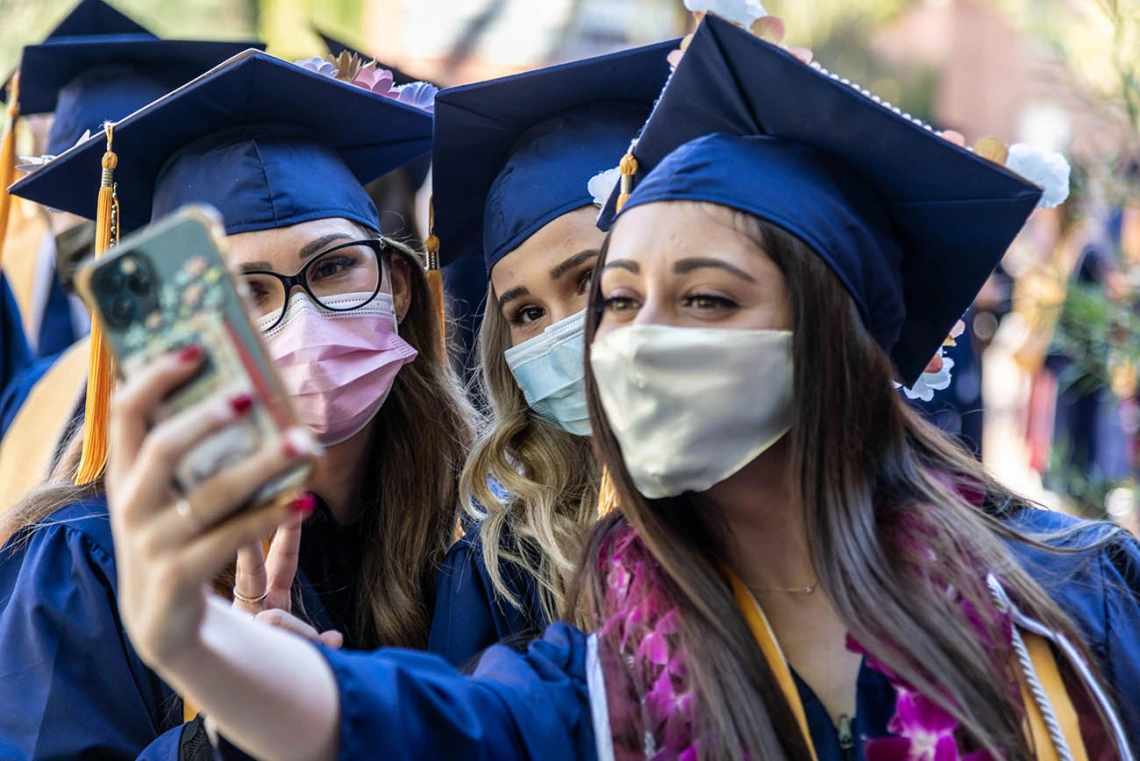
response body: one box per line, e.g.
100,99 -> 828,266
229,393 -> 254,415
292,493 -> 316,514
177,345 -> 202,363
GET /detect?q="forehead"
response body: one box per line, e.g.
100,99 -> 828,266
491,206 -> 605,282
226,217 -> 367,265
606,201 -> 759,264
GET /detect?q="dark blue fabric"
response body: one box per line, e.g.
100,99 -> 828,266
0,275 -> 32,402
0,0 -> 153,103
11,52 -> 433,236
18,38 -> 262,126
429,524 -> 548,669
34,272 -> 76,359
154,125 -> 380,236
0,496 -> 348,760
432,40 -> 675,272
0,498 -> 181,760
599,15 -> 1042,385
309,623 -> 594,761
312,507 -> 1140,761
0,349 -> 68,441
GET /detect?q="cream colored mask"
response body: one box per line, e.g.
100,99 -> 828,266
590,325 -> 794,499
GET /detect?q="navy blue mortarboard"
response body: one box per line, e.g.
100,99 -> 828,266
11,50 -> 435,236
432,40 -> 677,274
601,15 -> 1043,385
1,0 -> 153,103
18,38 -> 265,155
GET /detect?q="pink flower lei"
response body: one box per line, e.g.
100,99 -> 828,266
294,53 -> 438,113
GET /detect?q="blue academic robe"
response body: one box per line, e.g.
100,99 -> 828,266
36,272 -> 78,360
429,523 -> 547,669
0,348 -> 71,440
0,496 -> 345,760
296,507 -> 1140,761
0,275 -> 32,401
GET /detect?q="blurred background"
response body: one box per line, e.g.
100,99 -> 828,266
1,0 -> 1137,528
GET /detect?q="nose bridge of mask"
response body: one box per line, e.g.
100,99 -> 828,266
258,290 -> 396,339
505,310 -> 587,402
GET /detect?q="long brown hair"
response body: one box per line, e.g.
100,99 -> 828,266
459,286 -> 598,628
1,238 -> 475,652
570,207 -> 1116,760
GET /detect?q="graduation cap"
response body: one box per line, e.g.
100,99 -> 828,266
432,39 -> 677,274
10,49 -> 435,485
600,15 -> 1047,385
19,37 -> 265,155
0,0 -> 153,104
314,28 -> 433,191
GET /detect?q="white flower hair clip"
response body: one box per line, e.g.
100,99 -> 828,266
897,320 -> 965,402
16,129 -> 95,172
684,0 -> 768,28
588,167 -> 622,210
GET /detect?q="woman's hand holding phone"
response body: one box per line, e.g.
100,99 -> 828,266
233,516 -> 344,649
106,345 -> 319,670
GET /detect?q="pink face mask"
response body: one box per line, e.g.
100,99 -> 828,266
257,291 -> 417,445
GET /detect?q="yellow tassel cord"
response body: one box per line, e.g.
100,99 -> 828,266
423,197 -> 446,362
74,125 -> 119,486
597,466 -> 620,518
0,73 -> 21,270
615,149 -> 638,214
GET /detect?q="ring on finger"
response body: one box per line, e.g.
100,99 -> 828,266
175,497 -> 200,531
233,587 -> 269,605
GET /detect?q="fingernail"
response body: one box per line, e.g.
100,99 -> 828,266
292,492 -> 316,514
228,393 -> 254,415
283,427 -> 317,458
177,344 -> 202,363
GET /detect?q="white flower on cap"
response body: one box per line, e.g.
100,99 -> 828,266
1005,143 -> 1070,209
684,0 -> 768,27
589,167 -> 622,209
899,355 -> 955,402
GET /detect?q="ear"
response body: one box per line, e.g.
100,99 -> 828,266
388,253 -> 413,323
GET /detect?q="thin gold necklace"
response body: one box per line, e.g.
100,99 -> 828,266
748,579 -> 819,595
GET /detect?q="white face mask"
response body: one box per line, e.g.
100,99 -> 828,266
589,324 -> 794,499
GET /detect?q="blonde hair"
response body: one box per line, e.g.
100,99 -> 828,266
2,236 -> 476,652
458,284 -> 599,627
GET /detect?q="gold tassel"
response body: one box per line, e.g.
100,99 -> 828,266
0,73 -> 21,271
423,197 -> 446,363
615,149 -> 638,214
74,124 -> 119,486
597,466 -> 620,518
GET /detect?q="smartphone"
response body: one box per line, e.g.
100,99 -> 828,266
78,205 -> 315,509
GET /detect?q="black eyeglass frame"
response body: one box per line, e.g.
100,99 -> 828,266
243,238 -> 392,331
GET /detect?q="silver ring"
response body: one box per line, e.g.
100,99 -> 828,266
232,586 -> 269,605
174,497 -> 199,530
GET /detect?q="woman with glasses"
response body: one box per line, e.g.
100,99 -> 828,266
426,41 -> 674,668
0,51 -> 473,760
99,19 -> 1140,761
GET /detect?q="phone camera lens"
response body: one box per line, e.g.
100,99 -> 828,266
109,295 -> 137,324
126,269 -> 151,296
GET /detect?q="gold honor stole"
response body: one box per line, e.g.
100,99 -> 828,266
728,571 -> 1088,761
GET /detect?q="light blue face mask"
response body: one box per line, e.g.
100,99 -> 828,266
504,309 -> 591,436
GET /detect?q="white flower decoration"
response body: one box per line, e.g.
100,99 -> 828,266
899,354 -> 955,402
588,167 -> 622,208
1005,143 -> 1070,209
17,129 -> 93,172
684,0 -> 767,27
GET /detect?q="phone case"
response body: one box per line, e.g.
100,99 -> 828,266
78,206 -> 313,507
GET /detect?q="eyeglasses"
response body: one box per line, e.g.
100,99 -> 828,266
242,238 -> 390,331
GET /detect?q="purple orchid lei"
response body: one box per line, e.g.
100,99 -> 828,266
294,54 -> 438,112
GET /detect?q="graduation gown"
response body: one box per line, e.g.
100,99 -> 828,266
428,523 -> 547,669
0,496 -> 351,761
0,275 -> 32,401
300,507 -> 1140,761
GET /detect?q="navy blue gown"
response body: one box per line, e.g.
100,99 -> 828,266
429,523 -> 548,669
0,276 -> 32,402
0,496 -> 353,760
296,507 -> 1140,761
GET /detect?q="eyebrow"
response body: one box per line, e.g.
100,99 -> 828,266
603,259 -> 640,273
299,233 -> 354,261
497,286 -> 529,310
673,257 -> 757,282
549,249 -> 600,281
